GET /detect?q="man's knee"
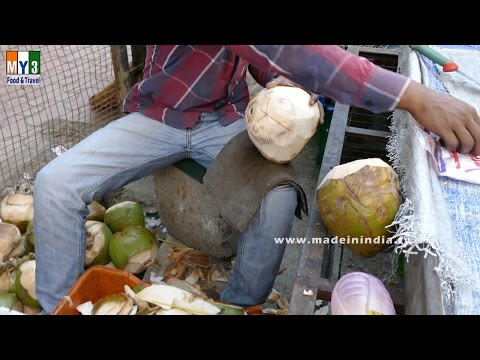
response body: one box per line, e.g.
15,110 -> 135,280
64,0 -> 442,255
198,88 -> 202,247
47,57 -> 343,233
35,163 -> 57,191
264,185 -> 298,214
35,159 -> 72,196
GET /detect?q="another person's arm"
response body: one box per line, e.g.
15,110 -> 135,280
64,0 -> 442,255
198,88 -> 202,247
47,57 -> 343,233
226,45 -> 480,155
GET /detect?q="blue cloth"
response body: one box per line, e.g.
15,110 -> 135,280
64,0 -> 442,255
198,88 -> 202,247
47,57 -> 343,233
420,45 -> 480,313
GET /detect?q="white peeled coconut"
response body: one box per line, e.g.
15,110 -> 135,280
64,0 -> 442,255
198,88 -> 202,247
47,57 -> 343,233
109,226 -> 158,274
15,260 -> 40,307
316,158 -> 401,258
8,234 -> 34,259
0,223 -> 22,262
84,220 -> 113,267
104,201 -> 145,233
136,284 -> 221,315
92,293 -> 134,315
245,86 -> 323,164
0,194 -> 34,232
76,301 -> 94,315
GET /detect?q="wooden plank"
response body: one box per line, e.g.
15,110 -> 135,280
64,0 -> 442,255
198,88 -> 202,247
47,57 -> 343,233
288,46 -> 406,315
110,45 -> 130,107
289,46 -> 362,315
289,102 -> 351,315
354,47 -> 399,56
129,45 -> 146,88
345,126 -> 391,138
131,45 -> 146,68
404,252 -> 444,314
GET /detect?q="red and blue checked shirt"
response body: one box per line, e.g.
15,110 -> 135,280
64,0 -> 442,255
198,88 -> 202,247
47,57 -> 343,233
123,45 -> 410,129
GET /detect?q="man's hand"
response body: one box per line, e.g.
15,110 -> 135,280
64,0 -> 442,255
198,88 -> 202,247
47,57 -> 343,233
398,80 -> 480,155
266,75 -> 324,124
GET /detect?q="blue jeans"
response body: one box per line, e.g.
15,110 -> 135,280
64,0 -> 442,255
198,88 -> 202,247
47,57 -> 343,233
34,112 -> 297,313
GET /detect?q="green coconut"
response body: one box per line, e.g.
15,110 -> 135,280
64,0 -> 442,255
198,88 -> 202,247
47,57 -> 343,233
109,226 -> 158,274
23,235 -> 34,254
0,290 -> 23,312
0,194 -> 34,232
104,201 -> 145,233
15,260 -> 40,307
316,158 -> 401,258
85,220 -> 113,267
26,219 -> 35,246
87,200 -> 107,222
0,223 -> 22,262
22,305 -> 42,315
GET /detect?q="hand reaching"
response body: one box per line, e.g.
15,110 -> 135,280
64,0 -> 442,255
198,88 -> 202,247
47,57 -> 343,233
398,80 -> 480,155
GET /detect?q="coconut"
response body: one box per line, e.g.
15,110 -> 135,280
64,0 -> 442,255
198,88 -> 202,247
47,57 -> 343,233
109,226 -> 158,274
136,284 -> 221,315
22,305 -> 42,315
0,290 -> 23,312
0,223 -> 22,262
245,86 -> 323,164
0,194 -> 34,232
316,158 -> 401,258
92,293 -> 133,315
0,270 -> 15,292
76,301 -> 94,315
87,200 -> 106,222
26,220 -> 35,247
8,234 -> 34,259
105,261 -> 117,269
15,260 -> 40,307
104,201 -> 144,233
84,221 -> 113,267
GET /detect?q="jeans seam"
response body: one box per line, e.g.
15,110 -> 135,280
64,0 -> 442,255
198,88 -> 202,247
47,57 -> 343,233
80,148 -> 185,199
235,199 -> 263,299
187,129 -> 192,156
191,147 -> 216,160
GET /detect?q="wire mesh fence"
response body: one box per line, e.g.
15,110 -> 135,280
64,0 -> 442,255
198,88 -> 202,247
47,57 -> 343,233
0,45 -> 123,194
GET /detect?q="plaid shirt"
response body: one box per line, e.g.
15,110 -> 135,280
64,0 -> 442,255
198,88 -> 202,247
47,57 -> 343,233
124,45 -> 410,129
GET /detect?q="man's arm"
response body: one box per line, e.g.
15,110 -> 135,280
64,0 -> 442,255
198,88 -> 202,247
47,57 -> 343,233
247,64 -> 277,88
227,45 -> 408,114
227,45 -> 480,155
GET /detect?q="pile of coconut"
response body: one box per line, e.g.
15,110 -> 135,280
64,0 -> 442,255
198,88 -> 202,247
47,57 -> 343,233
0,195 -> 161,314
0,193 -> 41,314
85,200 -> 159,273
